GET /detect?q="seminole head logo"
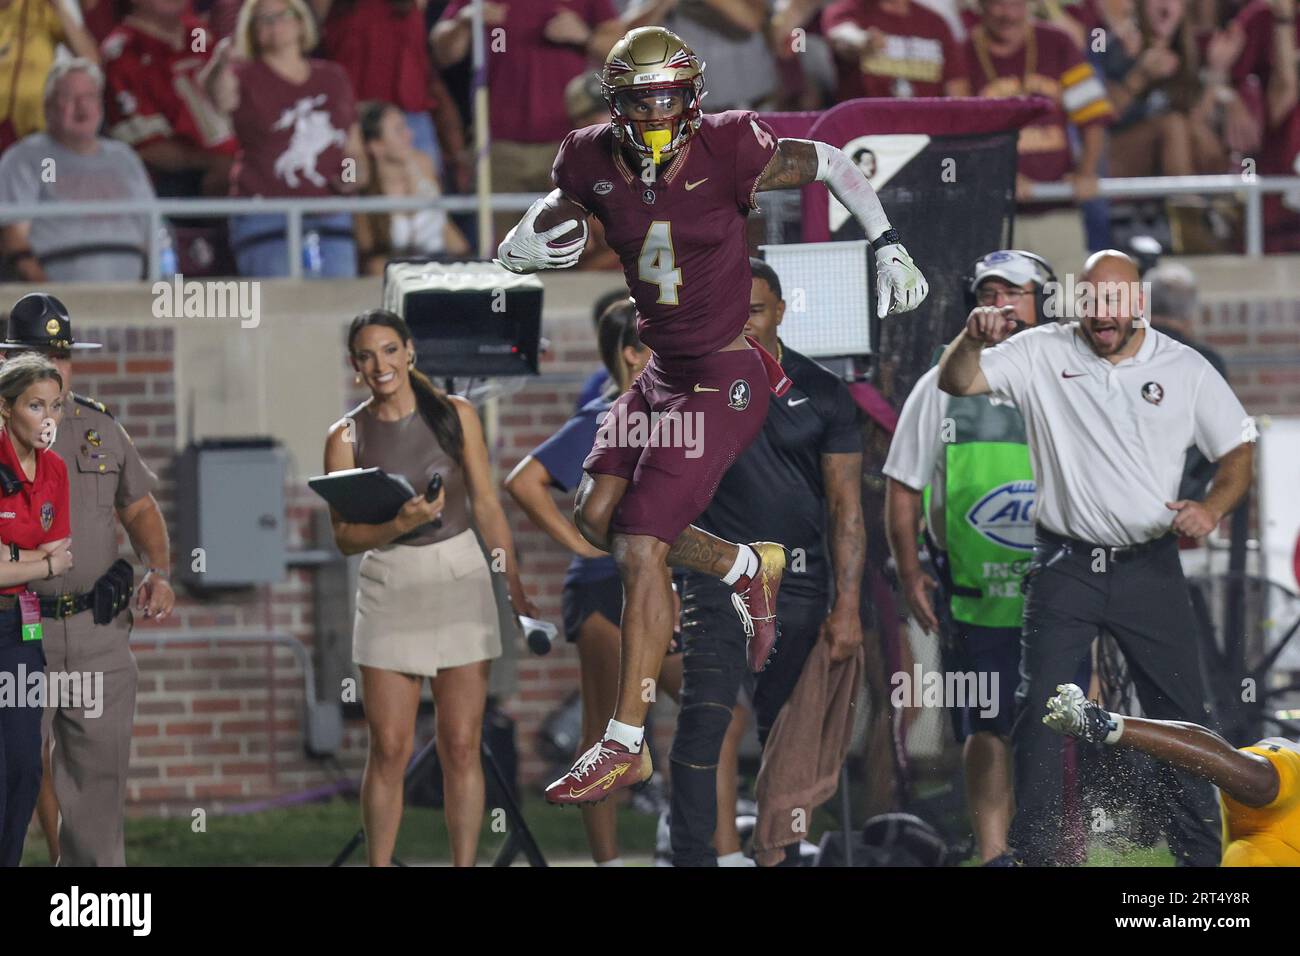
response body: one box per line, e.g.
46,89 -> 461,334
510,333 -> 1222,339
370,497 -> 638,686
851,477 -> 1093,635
728,379 -> 751,411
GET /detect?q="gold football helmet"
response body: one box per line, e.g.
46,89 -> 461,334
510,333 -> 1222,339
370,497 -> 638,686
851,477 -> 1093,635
601,27 -> 705,164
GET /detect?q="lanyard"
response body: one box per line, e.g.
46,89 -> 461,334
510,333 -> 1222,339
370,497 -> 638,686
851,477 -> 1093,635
972,24 -> 1038,90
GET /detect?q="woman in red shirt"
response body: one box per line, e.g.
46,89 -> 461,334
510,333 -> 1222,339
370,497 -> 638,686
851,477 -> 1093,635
0,352 -> 73,867
205,0 -> 369,277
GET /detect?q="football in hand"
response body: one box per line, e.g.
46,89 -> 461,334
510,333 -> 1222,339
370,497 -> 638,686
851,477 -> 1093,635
533,192 -> 588,247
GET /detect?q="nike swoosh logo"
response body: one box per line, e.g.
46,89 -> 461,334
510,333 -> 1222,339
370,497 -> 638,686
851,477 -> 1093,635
568,762 -> 630,798
693,384 -> 719,393
684,178 -> 708,191
1061,371 -> 1086,379
787,397 -> 810,406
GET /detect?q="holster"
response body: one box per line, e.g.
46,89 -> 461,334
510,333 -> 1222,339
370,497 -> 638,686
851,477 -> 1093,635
93,559 -> 134,625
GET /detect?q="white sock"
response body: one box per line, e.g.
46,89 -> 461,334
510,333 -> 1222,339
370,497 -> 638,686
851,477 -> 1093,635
605,718 -> 644,751
596,857 -> 624,867
721,544 -> 759,586
717,851 -> 756,867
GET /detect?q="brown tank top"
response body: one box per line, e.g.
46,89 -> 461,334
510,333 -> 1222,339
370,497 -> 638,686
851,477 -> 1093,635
350,399 -> 470,546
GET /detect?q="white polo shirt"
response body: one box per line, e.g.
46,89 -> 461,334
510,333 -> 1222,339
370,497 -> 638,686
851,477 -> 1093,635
883,364 -> 1024,550
978,323 -> 1249,546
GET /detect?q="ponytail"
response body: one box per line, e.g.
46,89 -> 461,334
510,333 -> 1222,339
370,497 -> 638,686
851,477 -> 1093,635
347,309 -> 465,466
596,297 -> 640,397
409,366 -> 465,467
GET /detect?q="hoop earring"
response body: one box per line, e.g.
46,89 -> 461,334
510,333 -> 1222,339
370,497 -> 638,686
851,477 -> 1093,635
354,374 -> 362,385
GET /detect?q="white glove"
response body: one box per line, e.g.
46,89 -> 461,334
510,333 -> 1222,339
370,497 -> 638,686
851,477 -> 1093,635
1043,683 -> 1090,738
875,243 -> 928,318
495,197 -> 587,274
1043,683 -> 1122,744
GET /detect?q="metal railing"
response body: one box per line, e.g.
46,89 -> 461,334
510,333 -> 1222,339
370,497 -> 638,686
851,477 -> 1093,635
1,193 -> 541,281
1026,175 -> 1297,258
5,175 -> 1298,279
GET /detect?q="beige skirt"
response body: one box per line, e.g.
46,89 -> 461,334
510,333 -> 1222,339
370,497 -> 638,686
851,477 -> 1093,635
353,528 -> 502,677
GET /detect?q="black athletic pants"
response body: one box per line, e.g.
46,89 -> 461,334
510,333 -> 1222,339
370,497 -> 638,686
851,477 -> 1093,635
668,572 -> 825,867
1008,529 -> 1221,866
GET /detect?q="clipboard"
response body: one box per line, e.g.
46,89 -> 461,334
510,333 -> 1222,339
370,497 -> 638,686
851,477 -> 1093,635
307,468 -> 417,525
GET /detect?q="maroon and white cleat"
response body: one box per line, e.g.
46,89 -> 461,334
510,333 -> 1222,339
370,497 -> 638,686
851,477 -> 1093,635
732,541 -> 786,673
544,738 -> 653,805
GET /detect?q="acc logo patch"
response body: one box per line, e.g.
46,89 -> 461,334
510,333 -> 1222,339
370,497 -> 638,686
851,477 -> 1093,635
40,501 -> 54,531
965,481 -> 1037,551
727,379 -> 751,411
594,180 -> 614,196
1141,381 -> 1164,405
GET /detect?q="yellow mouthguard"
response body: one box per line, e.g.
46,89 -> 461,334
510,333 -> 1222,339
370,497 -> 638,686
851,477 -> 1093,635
644,128 -> 672,165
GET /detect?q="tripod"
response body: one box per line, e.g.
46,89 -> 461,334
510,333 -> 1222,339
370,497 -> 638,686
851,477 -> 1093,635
329,731 -> 548,867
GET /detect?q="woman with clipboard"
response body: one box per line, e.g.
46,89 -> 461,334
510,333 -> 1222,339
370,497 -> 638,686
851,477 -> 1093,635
323,309 -> 535,867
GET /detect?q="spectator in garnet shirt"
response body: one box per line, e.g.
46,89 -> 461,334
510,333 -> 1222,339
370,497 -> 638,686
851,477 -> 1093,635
433,0 -> 647,242
316,0 -> 466,189
1228,0 -> 1299,251
101,0 -> 237,196
823,0 -> 971,100
965,0 -> 1113,198
205,0 -> 369,278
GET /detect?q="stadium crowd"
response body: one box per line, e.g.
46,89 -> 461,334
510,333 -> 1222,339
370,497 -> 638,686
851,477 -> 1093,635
0,0 -> 1297,282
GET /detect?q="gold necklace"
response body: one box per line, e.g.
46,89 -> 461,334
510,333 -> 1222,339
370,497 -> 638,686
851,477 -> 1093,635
776,340 -> 784,364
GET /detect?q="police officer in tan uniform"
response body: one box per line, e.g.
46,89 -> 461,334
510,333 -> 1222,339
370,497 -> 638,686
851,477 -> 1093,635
3,293 -> 174,867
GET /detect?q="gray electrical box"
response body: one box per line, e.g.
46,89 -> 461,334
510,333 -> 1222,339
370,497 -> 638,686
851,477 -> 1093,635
176,439 -> 287,588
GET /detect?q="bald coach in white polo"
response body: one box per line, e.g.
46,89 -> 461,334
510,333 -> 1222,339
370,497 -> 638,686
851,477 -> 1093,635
937,249 -> 1254,867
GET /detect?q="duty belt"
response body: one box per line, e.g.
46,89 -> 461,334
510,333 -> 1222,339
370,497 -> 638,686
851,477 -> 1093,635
40,591 -> 95,619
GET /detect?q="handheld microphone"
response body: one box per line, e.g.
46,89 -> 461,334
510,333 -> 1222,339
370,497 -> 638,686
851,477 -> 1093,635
425,473 -> 444,529
521,616 -> 559,655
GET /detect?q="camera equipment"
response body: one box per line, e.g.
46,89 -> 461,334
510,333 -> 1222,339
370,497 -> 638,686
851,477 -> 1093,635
520,616 -> 559,656
425,473 -> 444,530
382,261 -> 543,379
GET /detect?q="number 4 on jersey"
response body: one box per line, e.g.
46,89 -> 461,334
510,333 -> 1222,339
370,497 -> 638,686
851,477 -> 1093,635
638,221 -> 682,305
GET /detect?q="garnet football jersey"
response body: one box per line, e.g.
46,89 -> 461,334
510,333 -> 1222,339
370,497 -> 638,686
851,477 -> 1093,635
101,15 -> 236,154
552,111 -> 779,362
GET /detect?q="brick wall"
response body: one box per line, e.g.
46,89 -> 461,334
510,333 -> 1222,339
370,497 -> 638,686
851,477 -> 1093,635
98,290 -> 1300,812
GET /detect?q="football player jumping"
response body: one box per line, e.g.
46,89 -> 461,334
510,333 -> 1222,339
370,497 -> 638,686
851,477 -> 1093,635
1045,683 -> 1300,866
498,27 -> 928,806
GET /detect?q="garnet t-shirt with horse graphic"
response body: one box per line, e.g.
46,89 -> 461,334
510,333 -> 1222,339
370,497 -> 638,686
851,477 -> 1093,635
229,59 -> 356,197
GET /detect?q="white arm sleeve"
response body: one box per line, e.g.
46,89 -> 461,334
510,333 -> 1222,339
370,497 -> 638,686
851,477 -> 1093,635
813,140 -> 892,242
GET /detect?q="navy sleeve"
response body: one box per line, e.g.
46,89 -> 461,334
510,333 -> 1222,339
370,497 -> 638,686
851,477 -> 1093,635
820,377 -> 865,456
530,409 -> 600,492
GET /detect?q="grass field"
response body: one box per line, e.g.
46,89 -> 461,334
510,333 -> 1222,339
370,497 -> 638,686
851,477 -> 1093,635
20,796 -> 1175,866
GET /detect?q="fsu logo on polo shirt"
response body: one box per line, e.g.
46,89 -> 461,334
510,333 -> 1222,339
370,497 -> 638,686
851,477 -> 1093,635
40,501 -> 54,531
727,379 -> 751,411
1141,382 -> 1164,405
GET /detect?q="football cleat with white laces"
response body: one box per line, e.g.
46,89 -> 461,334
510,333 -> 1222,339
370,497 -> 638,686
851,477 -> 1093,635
732,541 -> 786,673
544,738 -> 653,806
